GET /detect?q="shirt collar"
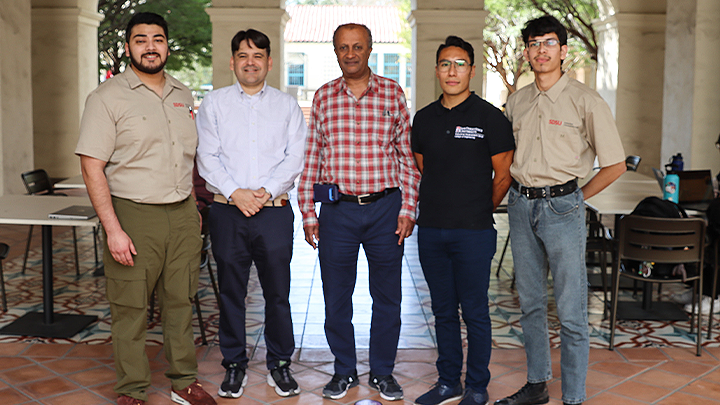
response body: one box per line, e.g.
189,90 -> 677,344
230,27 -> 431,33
434,92 -> 475,115
530,73 -> 570,103
124,67 -> 184,92
235,81 -> 268,99
335,71 -> 378,98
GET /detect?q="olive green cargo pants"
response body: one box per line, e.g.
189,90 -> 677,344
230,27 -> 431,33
105,196 -> 201,401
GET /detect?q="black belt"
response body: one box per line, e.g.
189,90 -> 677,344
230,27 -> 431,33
339,188 -> 398,205
511,179 -> 578,199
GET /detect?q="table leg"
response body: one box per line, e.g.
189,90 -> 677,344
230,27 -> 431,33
0,225 -> 97,338
42,224 -> 54,324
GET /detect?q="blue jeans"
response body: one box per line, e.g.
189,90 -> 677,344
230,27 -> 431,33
418,227 -> 496,393
318,191 -> 403,376
507,186 -> 588,405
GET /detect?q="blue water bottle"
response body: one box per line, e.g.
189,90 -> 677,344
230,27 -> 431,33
663,173 -> 680,203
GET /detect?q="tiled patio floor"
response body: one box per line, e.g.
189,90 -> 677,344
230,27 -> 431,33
0,195 -> 718,403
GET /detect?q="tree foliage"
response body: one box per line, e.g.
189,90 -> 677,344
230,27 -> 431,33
483,0 -> 532,95
529,0 -> 598,62
483,0 -> 599,95
98,0 -> 212,76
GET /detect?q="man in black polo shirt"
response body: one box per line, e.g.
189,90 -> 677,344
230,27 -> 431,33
412,36 -> 515,405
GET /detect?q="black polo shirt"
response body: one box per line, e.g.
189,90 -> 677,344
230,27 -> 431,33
411,93 -> 514,229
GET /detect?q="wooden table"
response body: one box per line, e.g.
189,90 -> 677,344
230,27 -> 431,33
0,195 -> 99,338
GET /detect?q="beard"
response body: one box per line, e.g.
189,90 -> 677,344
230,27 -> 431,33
128,49 -> 167,75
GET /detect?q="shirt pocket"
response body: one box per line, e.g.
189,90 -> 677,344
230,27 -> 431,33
373,110 -> 397,146
546,126 -> 585,164
115,114 -> 150,150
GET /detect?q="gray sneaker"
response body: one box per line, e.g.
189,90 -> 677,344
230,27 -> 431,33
218,364 -> 248,398
267,361 -> 300,397
369,372 -> 404,401
322,372 -> 359,399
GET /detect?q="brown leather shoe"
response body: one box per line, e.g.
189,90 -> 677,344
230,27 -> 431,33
171,380 -> 217,405
117,395 -> 145,405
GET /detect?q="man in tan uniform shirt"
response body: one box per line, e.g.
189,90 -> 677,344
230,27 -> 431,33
496,16 -> 625,405
76,12 -> 215,405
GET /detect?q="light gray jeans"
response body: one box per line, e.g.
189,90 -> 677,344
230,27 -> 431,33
507,185 -> 588,405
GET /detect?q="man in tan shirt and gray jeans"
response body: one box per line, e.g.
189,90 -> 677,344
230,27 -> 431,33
76,12 -> 215,405
496,16 -> 625,405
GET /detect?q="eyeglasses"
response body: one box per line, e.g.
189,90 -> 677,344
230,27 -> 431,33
527,38 -> 560,49
437,59 -> 470,73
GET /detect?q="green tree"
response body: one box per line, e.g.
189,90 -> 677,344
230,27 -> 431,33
529,0 -> 599,62
483,0 -> 598,95
98,0 -> 212,76
483,0 -> 534,95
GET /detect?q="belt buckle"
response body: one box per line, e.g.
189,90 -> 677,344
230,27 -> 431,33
357,193 -> 371,205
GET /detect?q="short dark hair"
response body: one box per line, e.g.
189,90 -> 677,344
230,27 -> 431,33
436,36 -> 475,66
125,12 -> 168,43
521,15 -> 568,46
231,29 -> 271,56
332,23 -> 373,49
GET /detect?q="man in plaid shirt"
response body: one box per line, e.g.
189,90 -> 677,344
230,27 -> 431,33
297,23 -> 420,402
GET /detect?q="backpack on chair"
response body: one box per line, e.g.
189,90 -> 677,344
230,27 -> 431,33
622,196 -> 695,279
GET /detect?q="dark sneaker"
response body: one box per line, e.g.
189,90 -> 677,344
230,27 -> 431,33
217,364 -> 248,398
494,382 -> 549,405
322,372 -> 359,399
171,380 -> 217,405
415,382 -> 463,405
369,372 -> 404,401
459,387 -> 489,405
267,361 -> 300,397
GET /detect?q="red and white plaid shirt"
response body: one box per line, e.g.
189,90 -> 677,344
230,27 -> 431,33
298,73 -> 420,226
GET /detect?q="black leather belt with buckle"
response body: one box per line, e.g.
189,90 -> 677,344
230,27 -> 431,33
339,187 -> 399,205
511,179 -> 578,199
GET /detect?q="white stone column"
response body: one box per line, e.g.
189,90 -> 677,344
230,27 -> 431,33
594,12 -> 666,176
206,7 -> 289,90
673,0 -> 720,173
661,0 -> 696,170
408,2 -> 487,115
0,2 -> 34,195
31,6 -> 103,178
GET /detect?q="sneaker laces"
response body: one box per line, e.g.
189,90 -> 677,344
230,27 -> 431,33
275,364 -> 293,381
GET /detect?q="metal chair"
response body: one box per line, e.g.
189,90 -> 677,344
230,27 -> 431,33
21,169 -> 82,276
708,239 -> 720,339
586,210 -> 612,318
625,155 -> 641,171
0,243 -> 9,311
608,215 -> 706,356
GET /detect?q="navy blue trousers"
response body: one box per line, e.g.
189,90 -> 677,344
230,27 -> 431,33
418,227 -> 496,393
210,202 -> 295,370
318,191 -> 403,376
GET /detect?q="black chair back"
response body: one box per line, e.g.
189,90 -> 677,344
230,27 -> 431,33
21,169 -> 54,195
625,155 -> 641,172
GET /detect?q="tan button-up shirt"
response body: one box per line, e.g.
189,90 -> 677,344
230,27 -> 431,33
76,68 -> 197,204
505,74 -> 625,187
